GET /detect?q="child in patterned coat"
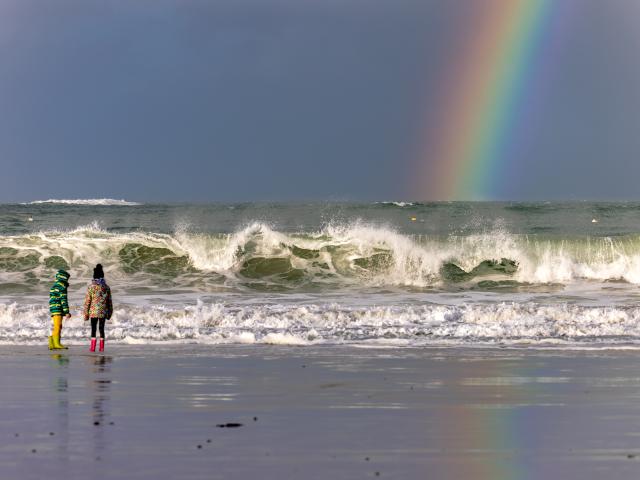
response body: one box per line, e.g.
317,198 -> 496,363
83,264 -> 113,352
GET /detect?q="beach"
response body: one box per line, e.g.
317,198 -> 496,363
3,345 -> 640,479
4,202 -> 640,478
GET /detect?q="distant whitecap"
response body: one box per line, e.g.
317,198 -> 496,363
24,198 -> 141,206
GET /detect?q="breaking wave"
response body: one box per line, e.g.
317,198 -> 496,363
2,221 -> 640,291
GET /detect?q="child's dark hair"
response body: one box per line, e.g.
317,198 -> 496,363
93,264 -> 104,279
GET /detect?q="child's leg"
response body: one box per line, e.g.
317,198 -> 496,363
98,319 -> 106,351
51,315 -> 67,349
48,316 -> 60,349
91,318 -> 98,338
52,315 -> 62,337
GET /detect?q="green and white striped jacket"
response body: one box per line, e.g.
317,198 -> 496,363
49,270 -> 70,315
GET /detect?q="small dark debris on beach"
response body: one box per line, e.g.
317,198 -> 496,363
375,472 -> 380,476
365,457 -> 370,461
206,439 -> 211,443
94,421 -> 100,426
31,449 -> 37,453
14,433 -> 19,437
627,454 -> 635,459
197,445 -> 202,449
253,416 -> 258,421
109,421 -> 114,425
301,365 -> 306,368
217,423 -> 243,428
49,432 -> 55,436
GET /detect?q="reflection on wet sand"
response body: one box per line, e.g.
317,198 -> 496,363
5,346 -> 640,480
50,354 -> 69,463
90,355 -> 112,461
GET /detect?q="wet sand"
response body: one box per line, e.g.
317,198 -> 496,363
2,345 -> 640,479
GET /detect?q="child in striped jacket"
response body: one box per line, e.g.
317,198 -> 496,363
48,269 -> 71,350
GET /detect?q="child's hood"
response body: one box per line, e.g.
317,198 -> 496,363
55,270 -> 70,284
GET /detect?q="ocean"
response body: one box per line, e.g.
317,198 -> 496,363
2,199 -> 640,348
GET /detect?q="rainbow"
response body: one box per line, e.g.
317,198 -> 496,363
413,0 -> 555,201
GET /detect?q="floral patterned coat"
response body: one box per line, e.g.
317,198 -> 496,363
83,279 -> 113,320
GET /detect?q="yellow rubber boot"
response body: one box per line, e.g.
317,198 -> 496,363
51,315 -> 68,350
52,335 -> 68,350
53,337 -> 68,349
48,336 -> 54,350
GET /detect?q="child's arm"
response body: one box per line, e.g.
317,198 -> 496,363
60,286 -> 70,316
83,288 -> 92,321
106,287 -> 113,320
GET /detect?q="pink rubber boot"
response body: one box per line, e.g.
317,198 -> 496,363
89,338 -> 96,352
99,338 -> 105,352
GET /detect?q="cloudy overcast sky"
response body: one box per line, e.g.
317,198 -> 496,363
1,0 -> 639,202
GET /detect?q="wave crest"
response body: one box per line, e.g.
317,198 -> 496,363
3,222 -> 640,289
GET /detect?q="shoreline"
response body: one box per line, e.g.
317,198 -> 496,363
3,345 -> 640,479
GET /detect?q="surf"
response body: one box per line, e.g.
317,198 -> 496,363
3,300 -> 640,347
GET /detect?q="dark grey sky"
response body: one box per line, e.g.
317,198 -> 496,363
1,0 -> 640,202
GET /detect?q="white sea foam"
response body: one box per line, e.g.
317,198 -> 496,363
25,198 -> 141,206
3,300 -> 640,347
